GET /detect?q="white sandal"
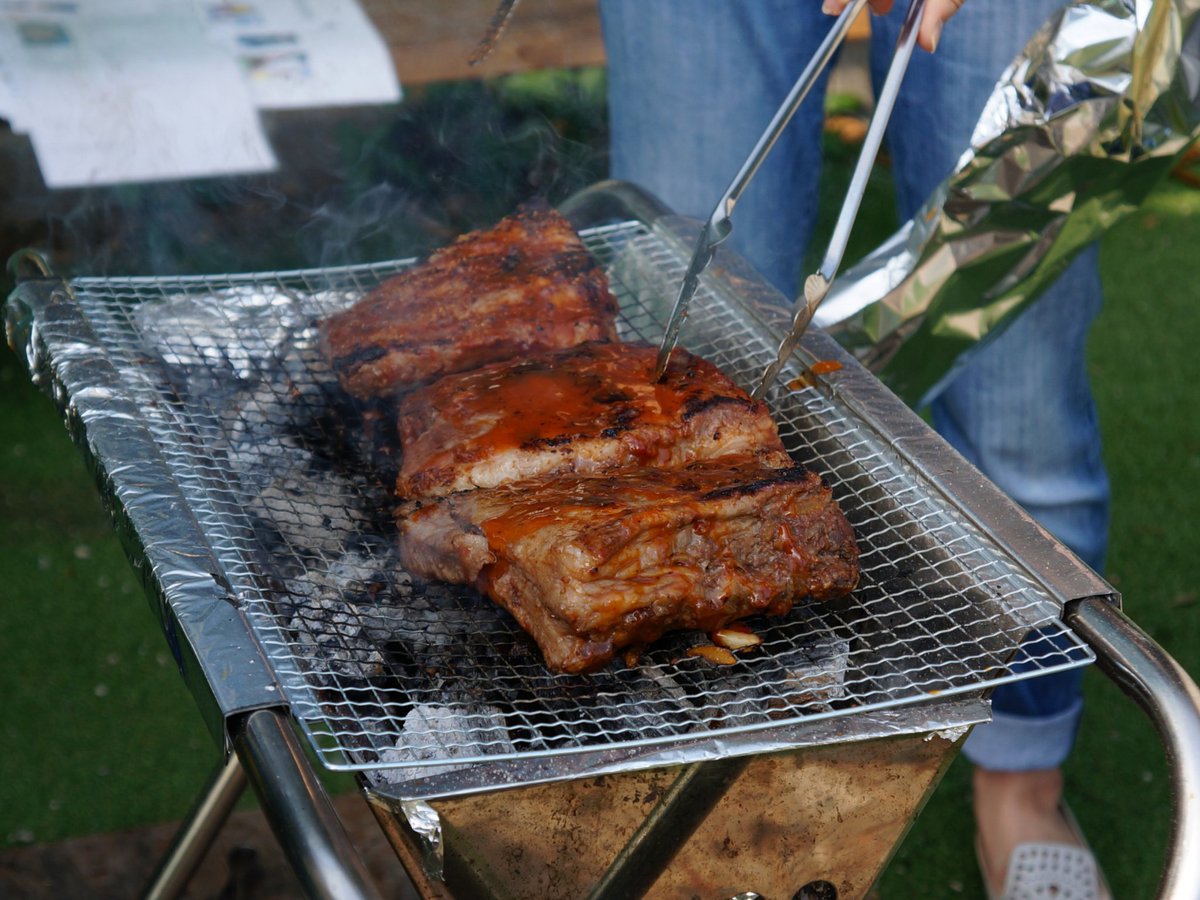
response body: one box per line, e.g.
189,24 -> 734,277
976,804 -> 1112,900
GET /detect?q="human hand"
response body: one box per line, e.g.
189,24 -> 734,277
821,0 -> 963,53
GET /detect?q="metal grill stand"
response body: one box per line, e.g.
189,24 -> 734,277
7,182 -> 1200,899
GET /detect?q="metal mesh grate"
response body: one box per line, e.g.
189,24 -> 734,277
67,220 -> 1092,776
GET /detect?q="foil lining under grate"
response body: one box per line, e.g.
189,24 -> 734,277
64,220 -> 1093,780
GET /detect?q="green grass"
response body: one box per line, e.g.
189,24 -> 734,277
2,69 -> 1199,897
0,351 -> 216,843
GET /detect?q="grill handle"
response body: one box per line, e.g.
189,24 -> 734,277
1065,596 -> 1200,899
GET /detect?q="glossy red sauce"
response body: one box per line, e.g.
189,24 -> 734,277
420,343 -> 717,456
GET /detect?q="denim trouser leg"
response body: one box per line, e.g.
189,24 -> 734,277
601,0 -> 1110,771
599,0 -> 835,294
930,248 -> 1109,769
872,0 -> 1112,769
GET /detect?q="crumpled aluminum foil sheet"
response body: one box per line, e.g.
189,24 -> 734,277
814,0 -> 1200,405
3,268 -> 284,739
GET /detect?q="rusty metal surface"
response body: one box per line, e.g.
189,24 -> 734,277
371,730 -> 962,900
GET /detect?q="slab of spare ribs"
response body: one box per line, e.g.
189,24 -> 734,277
319,204 -> 619,399
320,205 -> 859,674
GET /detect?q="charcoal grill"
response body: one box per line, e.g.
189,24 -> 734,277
6,181 -> 1199,899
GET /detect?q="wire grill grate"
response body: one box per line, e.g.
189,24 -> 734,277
67,220 -> 1093,778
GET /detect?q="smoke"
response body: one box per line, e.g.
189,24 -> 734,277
298,182 -> 442,271
2,68 -> 609,285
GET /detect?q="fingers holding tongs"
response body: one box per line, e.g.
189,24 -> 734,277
752,0 -> 927,399
653,0 -> 874,382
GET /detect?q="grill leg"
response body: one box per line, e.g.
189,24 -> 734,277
142,749 -> 248,900
231,708 -> 384,900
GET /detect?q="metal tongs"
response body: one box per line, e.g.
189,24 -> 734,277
653,0 -> 928,400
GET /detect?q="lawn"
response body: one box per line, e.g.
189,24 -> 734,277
2,71 -> 1198,897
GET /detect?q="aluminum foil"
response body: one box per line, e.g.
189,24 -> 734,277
364,694 -> 990,806
399,799 -> 444,879
3,262 -> 283,740
814,0 -> 1200,405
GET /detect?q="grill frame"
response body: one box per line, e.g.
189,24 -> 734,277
4,182 -> 1114,802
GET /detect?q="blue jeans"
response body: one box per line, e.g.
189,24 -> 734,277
600,0 -> 1110,771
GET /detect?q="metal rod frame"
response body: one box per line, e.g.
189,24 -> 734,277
1065,597 -> 1200,900
142,748 -> 247,900
142,707 -> 384,900
586,756 -> 751,899
230,708 -> 384,900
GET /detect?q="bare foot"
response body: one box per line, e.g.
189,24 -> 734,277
972,767 -> 1083,895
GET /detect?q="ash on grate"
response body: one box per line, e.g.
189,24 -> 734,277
631,629 -> 850,727
247,467 -> 375,561
129,286 -> 428,683
776,635 -> 850,711
374,704 -> 515,781
279,540 -> 405,679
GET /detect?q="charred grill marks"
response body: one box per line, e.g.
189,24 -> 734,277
318,205 -> 620,399
394,341 -> 789,499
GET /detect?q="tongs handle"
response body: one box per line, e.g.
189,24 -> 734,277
752,0 -> 927,399
654,0 -> 872,381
